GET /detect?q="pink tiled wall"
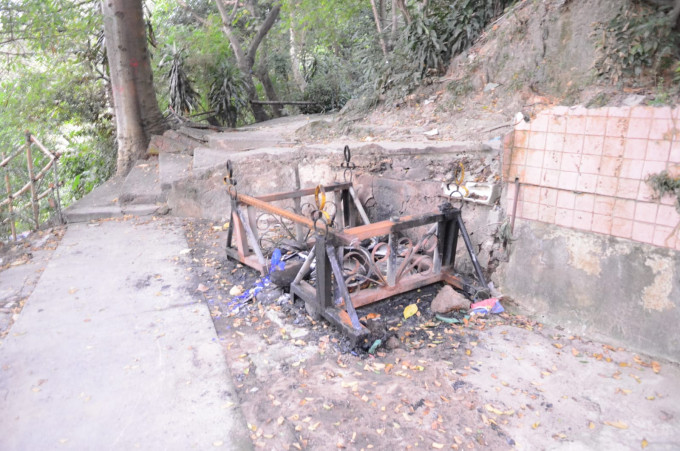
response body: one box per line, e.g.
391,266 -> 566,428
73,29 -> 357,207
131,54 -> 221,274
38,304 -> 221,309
503,105 -> 680,250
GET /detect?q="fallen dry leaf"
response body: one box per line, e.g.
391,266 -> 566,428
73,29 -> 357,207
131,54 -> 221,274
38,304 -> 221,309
403,304 -> 418,319
604,421 -> 628,429
652,361 -> 660,374
485,404 -> 515,416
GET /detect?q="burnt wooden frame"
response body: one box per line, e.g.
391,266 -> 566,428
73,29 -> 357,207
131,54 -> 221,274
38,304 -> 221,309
225,180 -> 488,343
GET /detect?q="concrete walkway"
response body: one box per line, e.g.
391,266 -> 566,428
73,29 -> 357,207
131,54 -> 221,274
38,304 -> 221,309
0,218 -> 252,450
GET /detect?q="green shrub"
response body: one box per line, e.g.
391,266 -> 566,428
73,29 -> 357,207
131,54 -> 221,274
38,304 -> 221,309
594,3 -> 680,83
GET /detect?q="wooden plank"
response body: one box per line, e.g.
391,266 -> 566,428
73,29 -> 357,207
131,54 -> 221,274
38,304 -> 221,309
236,207 -> 267,274
225,247 -> 265,273
232,210 -> 251,260
251,100 -> 319,105
25,136 -> 39,228
2,152 -> 16,241
337,211 -> 456,243
29,135 -> 58,159
254,182 -> 352,203
349,186 -> 370,225
237,192 -> 316,229
326,244 -> 362,330
349,272 -> 449,308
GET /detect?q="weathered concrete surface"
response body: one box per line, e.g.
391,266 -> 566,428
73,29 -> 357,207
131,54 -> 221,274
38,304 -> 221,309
62,177 -> 125,223
0,229 -> 63,335
497,220 -> 680,361
466,323 -> 680,450
207,115 -> 317,151
0,219 -> 252,450
159,152 -> 192,190
119,159 -> 163,205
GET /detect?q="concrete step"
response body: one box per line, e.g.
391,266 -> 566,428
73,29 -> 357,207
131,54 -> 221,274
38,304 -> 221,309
63,179 -> 162,223
206,130 -> 292,152
177,126 -> 212,143
119,159 -> 163,205
63,177 -> 125,223
148,134 -> 187,155
164,130 -> 204,153
159,152 -> 193,190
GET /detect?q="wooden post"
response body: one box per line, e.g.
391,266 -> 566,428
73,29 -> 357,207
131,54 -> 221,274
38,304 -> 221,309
51,156 -> 63,224
2,152 -> 17,241
25,132 -> 39,229
387,230 -> 398,286
293,165 -> 304,243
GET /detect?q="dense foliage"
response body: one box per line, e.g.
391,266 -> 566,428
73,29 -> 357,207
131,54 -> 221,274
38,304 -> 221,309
6,0 -> 675,238
594,1 -> 680,86
0,0 -> 115,235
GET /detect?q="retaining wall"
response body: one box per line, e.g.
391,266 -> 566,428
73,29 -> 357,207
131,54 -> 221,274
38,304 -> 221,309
499,105 -> 680,361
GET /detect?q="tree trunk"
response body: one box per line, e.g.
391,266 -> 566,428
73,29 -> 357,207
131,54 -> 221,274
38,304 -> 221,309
102,0 -> 166,175
390,0 -> 399,48
396,0 -> 412,25
370,0 -> 389,58
255,48 -> 283,118
671,0 -> 680,29
289,26 -> 307,92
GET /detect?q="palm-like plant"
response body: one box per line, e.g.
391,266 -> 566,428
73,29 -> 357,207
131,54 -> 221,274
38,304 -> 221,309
159,45 -> 199,115
208,62 -> 248,128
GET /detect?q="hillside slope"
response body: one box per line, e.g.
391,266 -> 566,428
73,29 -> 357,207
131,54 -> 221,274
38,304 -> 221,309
312,0 -> 679,143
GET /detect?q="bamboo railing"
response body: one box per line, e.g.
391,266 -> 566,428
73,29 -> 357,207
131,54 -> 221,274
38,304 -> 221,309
1,132 -> 63,241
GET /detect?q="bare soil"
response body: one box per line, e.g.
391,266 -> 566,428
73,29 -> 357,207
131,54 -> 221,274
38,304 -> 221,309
183,219 -> 680,451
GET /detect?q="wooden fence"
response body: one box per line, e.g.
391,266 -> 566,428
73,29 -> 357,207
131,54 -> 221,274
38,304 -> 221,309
1,132 -> 63,241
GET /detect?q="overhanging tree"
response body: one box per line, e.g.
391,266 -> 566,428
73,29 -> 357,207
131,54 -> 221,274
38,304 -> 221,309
101,0 -> 166,175
178,0 -> 282,122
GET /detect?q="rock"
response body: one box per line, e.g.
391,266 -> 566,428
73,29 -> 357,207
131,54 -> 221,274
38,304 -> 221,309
622,94 -> 645,107
385,336 -> 401,350
483,82 -> 499,92
270,260 -> 304,287
255,287 -> 283,304
229,285 -> 243,296
430,285 -> 469,314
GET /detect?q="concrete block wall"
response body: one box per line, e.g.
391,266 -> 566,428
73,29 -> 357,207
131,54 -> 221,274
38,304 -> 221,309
503,105 -> 680,250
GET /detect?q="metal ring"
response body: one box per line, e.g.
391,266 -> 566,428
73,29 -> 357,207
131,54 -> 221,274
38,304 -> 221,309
314,185 -> 326,210
453,162 -> 465,186
344,145 -> 351,163
448,189 -> 465,209
343,168 -> 353,183
227,184 -> 238,199
311,209 -> 329,236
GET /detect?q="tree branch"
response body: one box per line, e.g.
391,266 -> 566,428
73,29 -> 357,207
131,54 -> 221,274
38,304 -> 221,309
370,0 -> 389,58
176,0 -> 210,26
214,0 -> 248,70
395,0 -> 412,25
245,4 -> 281,68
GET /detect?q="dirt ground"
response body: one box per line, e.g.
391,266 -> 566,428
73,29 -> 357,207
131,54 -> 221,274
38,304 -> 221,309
183,219 -> 680,451
2,217 -> 678,449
